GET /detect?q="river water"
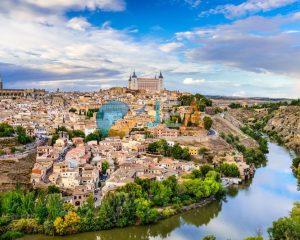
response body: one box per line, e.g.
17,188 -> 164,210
24,142 -> 300,240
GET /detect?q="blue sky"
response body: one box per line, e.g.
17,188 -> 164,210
0,0 -> 300,97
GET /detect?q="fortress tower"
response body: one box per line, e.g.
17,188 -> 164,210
128,71 -> 163,92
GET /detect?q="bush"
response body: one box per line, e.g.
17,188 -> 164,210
162,208 -> 176,218
0,216 -> 12,227
292,157 -> 300,169
219,163 -> 240,178
53,211 -> 80,235
203,116 -> 213,130
0,231 -> 24,240
0,123 -> 15,137
8,218 -> 42,234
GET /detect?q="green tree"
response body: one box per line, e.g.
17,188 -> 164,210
292,157 -> 300,169
0,123 -> 15,137
218,163 -> 240,178
46,194 -> 64,221
34,192 -> 48,224
47,185 -> 60,194
16,126 -> 33,144
77,194 -> 96,232
268,202 -> 300,239
203,116 -> 213,130
134,198 -> 158,224
150,181 -> 171,206
101,160 -> 109,174
69,130 -> 85,139
85,130 -> 102,143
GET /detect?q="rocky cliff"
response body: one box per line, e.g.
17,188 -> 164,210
265,106 -> 300,154
0,151 -> 36,192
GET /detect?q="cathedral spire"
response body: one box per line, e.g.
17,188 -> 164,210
159,71 -> 163,79
132,70 -> 137,78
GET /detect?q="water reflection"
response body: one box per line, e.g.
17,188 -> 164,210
23,143 -> 300,240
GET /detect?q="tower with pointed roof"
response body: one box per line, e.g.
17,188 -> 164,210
131,70 -> 138,90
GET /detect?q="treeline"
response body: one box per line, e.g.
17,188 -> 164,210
220,132 -> 267,167
229,103 -> 242,109
0,123 -> 33,145
148,139 -> 191,161
186,163 -> 240,179
0,175 -> 224,238
99,174 -> 223,230
177,94 -> 212,112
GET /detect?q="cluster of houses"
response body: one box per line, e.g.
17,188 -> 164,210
0,88 -> 255,207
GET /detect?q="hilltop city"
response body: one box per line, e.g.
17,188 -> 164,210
0,72 -> 299,239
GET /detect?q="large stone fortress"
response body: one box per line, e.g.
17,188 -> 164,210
128,71 -> 163,92
0,75 -> 47,99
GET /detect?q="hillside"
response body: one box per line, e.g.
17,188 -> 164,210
265,106 -> 300,153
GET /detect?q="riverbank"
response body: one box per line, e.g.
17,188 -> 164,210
20,142 -> 300,240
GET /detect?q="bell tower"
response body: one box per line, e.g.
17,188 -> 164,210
158,71 -> 163,91
131,70 -> 138,90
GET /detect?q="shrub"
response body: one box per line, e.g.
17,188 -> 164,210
162,208 -> 175,218
8,218 -> 42,234
53,211 -> 80,235
203,116 -> 213,130
219,163 -> 240,178
0,216 -> 12,227
0,231 -> 24,240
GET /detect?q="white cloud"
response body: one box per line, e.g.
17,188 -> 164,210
159,42 -> 184,52
66,17 -> 91,31
22,0 -> 125,12
177,15 -> 300,78
183,78 -> 205,84
204,0 -> 298,18
184,0 -> 201,8
0,2 -> 207,89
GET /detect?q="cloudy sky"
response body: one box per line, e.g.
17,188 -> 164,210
0,0 -> 300,97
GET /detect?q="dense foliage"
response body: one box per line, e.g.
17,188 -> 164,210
0,123 -> 14,137
16,126 -> 34,145
0,175 -> 223,237
203,116 -> 213,130
0,124 -> 33,145
177,94 -> 212,112
268,202 -> 300,239
229,103 -> 242,109
218,163 -> 240,178
85,130 -> 102,143
148,139 -> 191,161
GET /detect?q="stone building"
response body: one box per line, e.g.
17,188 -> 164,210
128,71 -> 163,92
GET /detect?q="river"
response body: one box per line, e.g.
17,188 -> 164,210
24,142 -> 300,240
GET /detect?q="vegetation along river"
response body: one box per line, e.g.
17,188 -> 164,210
24,142 -> 300,240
